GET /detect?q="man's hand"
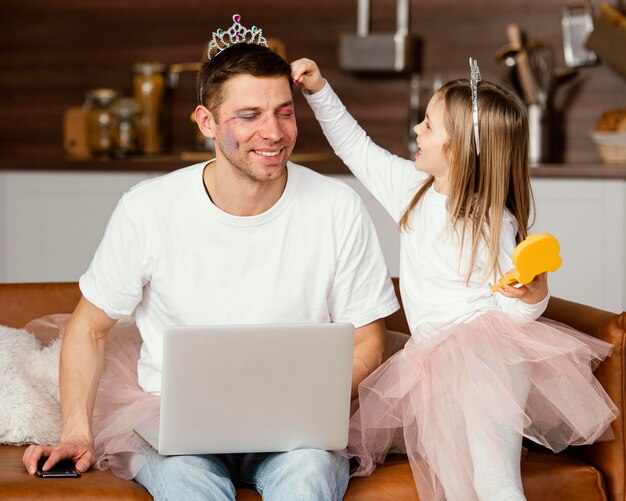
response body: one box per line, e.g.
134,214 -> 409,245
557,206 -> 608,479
495,271 -> 549,305
290,58 -> 326,94
22,438 -> 95,475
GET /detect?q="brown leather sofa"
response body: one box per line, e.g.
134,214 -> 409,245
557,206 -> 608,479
0,280 -> 624,500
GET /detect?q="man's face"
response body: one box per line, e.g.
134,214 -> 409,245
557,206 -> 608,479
210,74 -> 297,183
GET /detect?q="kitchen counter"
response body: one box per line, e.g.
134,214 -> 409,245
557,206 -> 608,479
1,155 -> 626,178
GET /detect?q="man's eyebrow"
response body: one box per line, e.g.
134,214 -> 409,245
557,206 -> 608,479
233,101 -> 294,114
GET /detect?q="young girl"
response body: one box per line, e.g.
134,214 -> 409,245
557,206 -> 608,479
291,58 -> 618,501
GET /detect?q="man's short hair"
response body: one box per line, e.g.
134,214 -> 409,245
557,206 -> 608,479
197,44 -> 292,119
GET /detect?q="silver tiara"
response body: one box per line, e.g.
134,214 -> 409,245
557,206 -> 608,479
207,14 -> 268,60
469,57 -> 482,156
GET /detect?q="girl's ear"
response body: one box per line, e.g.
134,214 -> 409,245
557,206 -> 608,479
194,105 -> 217,139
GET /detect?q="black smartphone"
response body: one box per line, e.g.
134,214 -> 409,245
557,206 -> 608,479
36,457 -> 81,478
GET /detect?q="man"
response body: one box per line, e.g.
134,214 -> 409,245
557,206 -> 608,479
23,18 -> 399,501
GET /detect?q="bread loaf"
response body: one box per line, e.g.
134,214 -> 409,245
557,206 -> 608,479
595,109 -> 626,132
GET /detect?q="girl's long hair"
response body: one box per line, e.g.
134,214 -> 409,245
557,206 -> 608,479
399,79 -> 534,284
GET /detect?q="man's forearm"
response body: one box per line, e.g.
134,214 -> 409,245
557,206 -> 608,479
59,298 -> 113,444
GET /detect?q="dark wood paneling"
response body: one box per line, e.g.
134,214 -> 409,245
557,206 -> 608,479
1,0 -> 625,167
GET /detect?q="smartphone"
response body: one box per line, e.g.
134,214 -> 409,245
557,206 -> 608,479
36,457 -> 81,478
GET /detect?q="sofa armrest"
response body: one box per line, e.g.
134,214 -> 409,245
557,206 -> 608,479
542,297 -> 625,501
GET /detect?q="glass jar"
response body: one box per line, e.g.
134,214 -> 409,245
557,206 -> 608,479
133,62 -> 169,154
84,88 -> 120,157
111,97 -> 141,158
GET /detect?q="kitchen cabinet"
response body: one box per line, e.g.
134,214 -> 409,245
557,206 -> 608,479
530,177 -> 625,313
0,171 -> 156,283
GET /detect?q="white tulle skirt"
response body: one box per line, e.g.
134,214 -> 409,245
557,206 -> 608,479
346,311 -> 618,501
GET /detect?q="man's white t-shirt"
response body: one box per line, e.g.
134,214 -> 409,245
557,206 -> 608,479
80,161 -> 399,394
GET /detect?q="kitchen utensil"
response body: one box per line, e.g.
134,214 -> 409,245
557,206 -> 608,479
546,67 -> 578,106
506,24 -> 541,105
562,2 -> 597,67
528,103 -> 550,165
339,0 -> 414,72
527,40 -> 553,107
495,43 -> 521,67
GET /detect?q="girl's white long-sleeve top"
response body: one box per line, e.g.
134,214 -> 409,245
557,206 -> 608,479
304,82 -> 548,335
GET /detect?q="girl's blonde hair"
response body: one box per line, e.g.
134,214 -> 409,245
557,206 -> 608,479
399,78 -> 534,284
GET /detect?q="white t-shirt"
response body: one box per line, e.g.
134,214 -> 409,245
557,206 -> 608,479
80,161 -> 400,393
304,83 -> 549,335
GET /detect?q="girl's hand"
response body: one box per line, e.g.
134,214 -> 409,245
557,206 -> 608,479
290,58 -> 326,94
495,272 -> 548,305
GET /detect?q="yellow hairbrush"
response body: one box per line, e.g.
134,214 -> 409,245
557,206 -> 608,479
491,233 -> 562,292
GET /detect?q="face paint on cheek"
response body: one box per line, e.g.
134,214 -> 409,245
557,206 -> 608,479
223,128 -> 240,153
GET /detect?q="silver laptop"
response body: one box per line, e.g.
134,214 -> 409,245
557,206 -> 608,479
134,322 -> 354,455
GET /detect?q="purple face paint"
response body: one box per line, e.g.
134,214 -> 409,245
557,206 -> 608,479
217,117 -> 240,153
224,128 -> 240,153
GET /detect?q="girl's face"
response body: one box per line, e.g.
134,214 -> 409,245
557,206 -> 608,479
413,93 -> 451,193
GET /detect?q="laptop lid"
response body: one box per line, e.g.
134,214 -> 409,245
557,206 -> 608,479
138,322 -> 354,456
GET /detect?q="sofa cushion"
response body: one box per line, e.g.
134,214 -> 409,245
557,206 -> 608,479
340,451 -> 606,501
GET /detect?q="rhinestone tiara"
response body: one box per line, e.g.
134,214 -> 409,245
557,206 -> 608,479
207,14 -> 268,60
469,57 -> 482,156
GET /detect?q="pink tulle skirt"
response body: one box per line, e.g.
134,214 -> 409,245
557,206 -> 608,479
347,311 -> 618,501
26,314 -> 158,480
91,320 -> 159,480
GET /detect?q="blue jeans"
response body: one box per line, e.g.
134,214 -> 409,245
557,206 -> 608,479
134,447 -> 350,501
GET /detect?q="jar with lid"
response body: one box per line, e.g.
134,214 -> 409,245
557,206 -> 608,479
84,88 -> 120,157
133,61 -> 170,154
111,97 -> 141,158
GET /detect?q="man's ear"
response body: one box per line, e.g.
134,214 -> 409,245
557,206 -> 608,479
194,105 -> 217,139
